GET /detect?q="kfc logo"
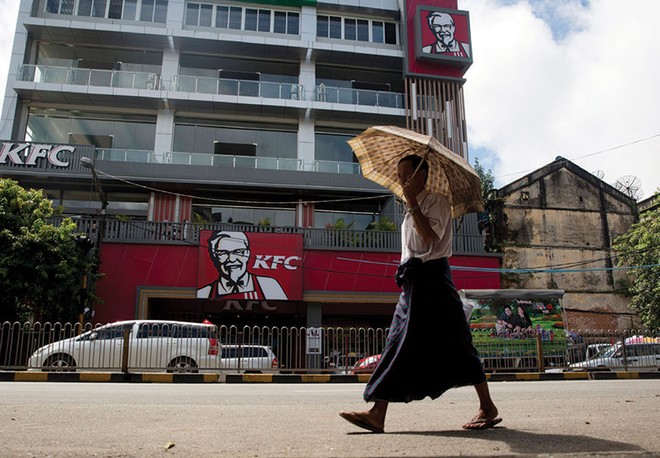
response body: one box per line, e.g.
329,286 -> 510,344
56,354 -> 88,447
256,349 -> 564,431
197,231 -> 303,301
0,142 -> 73,167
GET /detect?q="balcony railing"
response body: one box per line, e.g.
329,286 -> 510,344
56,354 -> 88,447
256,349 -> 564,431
171,75 -> 304,100
19,65 -> 160,90
50,217 -> 487,254
314,84 -> 405,109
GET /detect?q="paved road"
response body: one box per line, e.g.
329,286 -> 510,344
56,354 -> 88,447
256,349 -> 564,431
0,379 -> 658,457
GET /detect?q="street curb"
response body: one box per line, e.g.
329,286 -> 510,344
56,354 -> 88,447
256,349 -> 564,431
1,371 -> 658,383
0,371 -> 221,383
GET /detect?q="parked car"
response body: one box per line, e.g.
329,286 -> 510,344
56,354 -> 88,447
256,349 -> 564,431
569,342 -> 660,372
219,345 -> 279,373
27,320 -> 220,373
350,354 -> 381,374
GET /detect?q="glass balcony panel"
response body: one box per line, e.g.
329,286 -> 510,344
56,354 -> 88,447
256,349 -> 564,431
234,156 -> 257,168
175,75 -> 196,92
196,77 -> 218,94
260,81 -> 281,99
255,157 -> 277,170
217,79 -> 239,96
212,155 -> 233,167
68,68 -> 91,85
336,87 -> 354,104
238,80 -> 260,97
43,67 -> 69,84
112,72 -> 136,88
277,158 -> 300,171
356,89 -> 378,106
89,69 -> 112,86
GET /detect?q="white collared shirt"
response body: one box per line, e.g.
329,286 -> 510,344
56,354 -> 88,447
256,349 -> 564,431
401,190 -> 452,263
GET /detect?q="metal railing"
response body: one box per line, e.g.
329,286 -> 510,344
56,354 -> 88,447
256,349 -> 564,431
50,217 -> 487,253
19,64 -> 161,90
1,321 -> 657,374
171,75 -> 304,100
314,85 -> 405,109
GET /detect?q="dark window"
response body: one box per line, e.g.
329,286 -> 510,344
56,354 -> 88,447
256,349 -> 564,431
77,0 -> 92,16
185,3 -> 199,26
245,8 -> 257,30
216,5 -> 228,28
46,0 -> 59,14
108,0 -> 123,19
199,3 -> 212,27
329,16 -> 341,38
274,11 -> 287,33
357,19 -> 369,41
317,15 -> 328,37
258,9 -> 270,32
344,18 -> 356,40
153,0 -> 167,23
384,22 -> 397,44
139,0 -> 154,21
372,21 -> 384,43
228,6 -> 242,29
61,0 -> 74,14
287,12 -> 299,34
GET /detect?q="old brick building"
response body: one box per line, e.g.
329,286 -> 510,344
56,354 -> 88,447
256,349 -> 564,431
492,157 -> 640,330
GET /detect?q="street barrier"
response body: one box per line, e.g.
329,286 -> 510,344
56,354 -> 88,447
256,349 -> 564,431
0,321 -> 657,374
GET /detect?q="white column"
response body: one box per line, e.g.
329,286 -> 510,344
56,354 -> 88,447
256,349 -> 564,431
0,0 -> 31,140
154,109 -> 175,162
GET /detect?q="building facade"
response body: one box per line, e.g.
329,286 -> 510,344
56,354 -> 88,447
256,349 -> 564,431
1,0 -> 500,327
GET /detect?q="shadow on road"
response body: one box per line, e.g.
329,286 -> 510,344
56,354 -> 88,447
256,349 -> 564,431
388,428 -> 647,455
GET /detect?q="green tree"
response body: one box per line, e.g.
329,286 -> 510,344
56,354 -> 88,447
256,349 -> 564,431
613,192 -> 660,328
0,178 -> 96,323
473,158 -> 498,252
473,157 -> 495,201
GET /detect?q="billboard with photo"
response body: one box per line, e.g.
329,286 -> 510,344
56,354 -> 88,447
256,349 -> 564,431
197,230 -> 303,301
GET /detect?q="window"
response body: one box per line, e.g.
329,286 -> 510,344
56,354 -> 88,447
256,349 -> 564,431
372,21 -> 384,43
357,19 -> 369,41
187,2 -> 212,27
384,22 -> 397,44
317,15 -> 397,44
245,8 -> 257,31
258,9 -> 270,32
344,18 -> 356,40
210,5 -> 298,34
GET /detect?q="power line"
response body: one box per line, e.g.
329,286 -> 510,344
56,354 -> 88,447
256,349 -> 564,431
493,132 -> 660,181
94,168 -> 392,206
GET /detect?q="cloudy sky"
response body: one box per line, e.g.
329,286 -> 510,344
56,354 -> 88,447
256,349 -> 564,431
1,0 -> 659,200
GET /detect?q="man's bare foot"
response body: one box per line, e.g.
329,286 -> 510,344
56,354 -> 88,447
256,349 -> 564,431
462,407 -> 501,430
339,411 -> 385,433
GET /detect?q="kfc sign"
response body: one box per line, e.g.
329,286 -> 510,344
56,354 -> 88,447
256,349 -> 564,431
402,1 -> 473,79
0,142 -> 73,167
197,230 -> 303,301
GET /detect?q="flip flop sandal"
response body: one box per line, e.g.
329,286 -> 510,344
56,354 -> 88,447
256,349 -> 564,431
462,417 -> 503,430
339,412 -> 385,434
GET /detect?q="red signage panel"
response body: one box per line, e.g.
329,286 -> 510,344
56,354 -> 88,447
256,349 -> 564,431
197,230 -> 303,301
403,0 -> 472,79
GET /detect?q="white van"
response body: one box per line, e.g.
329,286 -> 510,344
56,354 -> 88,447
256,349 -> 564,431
27,320 -> 220,373
220,345 -> 279,373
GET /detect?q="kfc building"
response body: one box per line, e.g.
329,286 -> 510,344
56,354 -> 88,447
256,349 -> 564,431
1,0 -> 500,328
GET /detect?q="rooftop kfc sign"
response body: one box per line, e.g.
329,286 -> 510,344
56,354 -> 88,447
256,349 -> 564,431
0,142 -> 74,167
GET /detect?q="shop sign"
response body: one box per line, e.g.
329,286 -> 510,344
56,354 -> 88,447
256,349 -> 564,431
306,327 -> 322,355
197,230 -> 303,301
0,142 -> 74,167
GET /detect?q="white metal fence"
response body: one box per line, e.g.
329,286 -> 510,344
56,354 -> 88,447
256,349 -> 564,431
1,321 -> 658,374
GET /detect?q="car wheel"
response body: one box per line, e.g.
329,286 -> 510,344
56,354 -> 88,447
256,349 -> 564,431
167,357 -> 198,374
43,354 -> 76,372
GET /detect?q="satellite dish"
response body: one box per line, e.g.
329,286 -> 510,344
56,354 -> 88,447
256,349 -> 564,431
613,175 -> 643,200
592,170 -> 605,180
